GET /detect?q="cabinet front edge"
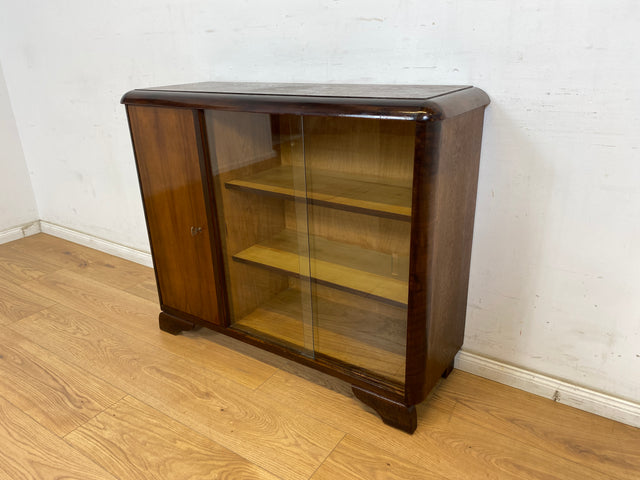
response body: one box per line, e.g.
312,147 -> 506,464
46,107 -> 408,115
121,87 -> 489,121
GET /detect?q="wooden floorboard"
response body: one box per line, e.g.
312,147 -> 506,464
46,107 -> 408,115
0,243 -> 60,285
12,305 -> 343,480
20,269 -> 278,390
0,394 -> 116,480
0,233 -> 638,479
0,328 -> 124,437
433,373 -> 640,480
257,369 -> 617,479
65,395 -> 279,480
0,276 -> 55,325
311,434 -> 450,480
126,278 -> 159,303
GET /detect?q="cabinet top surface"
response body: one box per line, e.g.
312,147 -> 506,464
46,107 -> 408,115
123,82 -> 489,120
145,82 -> 471,100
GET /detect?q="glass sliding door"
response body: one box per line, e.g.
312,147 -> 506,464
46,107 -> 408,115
303,115 -> 415,388
205,111 -> 415,389
205,111 -> 315,355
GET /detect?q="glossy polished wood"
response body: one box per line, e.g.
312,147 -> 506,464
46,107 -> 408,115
352,385 -> 417,433
404,107 -> 486,406
122,82 -> 490,121
127,105 -> 220,325
147,82 -> 468,97
159,310 -> 195,335
124,83 -> 490,433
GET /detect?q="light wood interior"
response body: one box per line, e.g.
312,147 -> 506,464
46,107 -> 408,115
305,204 -> 411,254
232,288 -> 406,385
205,111 -> 298,321
205,111 -> 414,383
226,165 -> 413,219
233,229 -> 409,306
1,234 -> 638,480
302,116 -> 416,181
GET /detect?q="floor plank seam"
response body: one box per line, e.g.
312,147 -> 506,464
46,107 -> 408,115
7,276 -> 339,478
17,271 -> 279,394
9,306 -> 50,325
254,367 -> 281,391
4,303 -> 134,414
61,392 -> 130,441
306,432 -> 347,480
439,392 -> 617,468
117,392 -> 290,478
0,391 -> 110,476
57,424 -> 125,479
15,269 -> 259,384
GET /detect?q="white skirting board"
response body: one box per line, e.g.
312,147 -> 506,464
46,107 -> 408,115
0,220 -> 42,244
38,221 -> 153,267
1,221 -> 638,428
0,220 -> 152,266
456,351 -> 640,428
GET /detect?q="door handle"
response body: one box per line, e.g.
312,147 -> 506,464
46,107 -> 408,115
190,226 -> 203,237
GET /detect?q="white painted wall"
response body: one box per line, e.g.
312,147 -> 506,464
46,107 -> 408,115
0,62 -> 38,232
0,1 -> 638,405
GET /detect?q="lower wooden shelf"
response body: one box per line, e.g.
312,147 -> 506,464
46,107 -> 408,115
232,288 -> 407,385
232,230 -> 409,307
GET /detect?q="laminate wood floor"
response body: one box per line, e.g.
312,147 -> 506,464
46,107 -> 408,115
0,233 -> 638,479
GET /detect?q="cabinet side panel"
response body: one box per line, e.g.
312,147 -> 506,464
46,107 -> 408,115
404,121 -> 441,403
420,107 -> 486,402
127,105 -> 219,324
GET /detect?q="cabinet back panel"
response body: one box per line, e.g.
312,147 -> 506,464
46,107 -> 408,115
305,205 -> 411,256
303,116 -> 416,183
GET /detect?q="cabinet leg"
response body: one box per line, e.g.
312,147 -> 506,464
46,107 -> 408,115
159,311 -> 195,335
441,361 -> 455,379
352,385 -> 417,434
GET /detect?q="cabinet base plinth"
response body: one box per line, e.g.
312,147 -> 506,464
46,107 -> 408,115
352,385 -> 417,434
159,311 -> 195,335
441,361 -> 455,379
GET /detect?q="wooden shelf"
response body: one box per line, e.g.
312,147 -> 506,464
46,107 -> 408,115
232,288 -> 407,385
225,166 -> 412,220
232,230 -> 409,307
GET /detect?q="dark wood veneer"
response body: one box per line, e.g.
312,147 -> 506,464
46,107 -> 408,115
123,82 -> 489,433
147,81 -> 467,97
122,82 -> 489,121
159,311 -> 196,335
352,385 -> 417,434
127,106 -> 220,325
193,109 -> 231,328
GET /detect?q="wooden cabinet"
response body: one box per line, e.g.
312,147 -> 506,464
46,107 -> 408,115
123,82 -> 489,433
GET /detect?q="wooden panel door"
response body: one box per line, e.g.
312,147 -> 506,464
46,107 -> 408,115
127,105 -> 220,324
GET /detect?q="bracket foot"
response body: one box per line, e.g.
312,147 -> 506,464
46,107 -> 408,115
352,385 -> 417,434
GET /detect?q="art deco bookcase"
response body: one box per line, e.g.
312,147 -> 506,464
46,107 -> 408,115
122,82 -> 489,433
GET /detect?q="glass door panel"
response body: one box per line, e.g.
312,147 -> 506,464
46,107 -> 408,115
205,110 -> 415,386
204,111 -> 314,356
303,116 -> 416,388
